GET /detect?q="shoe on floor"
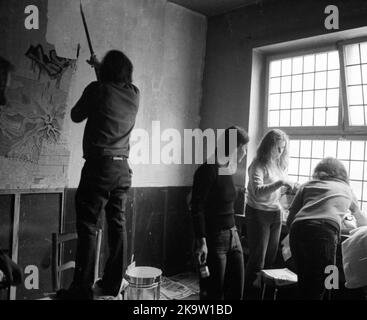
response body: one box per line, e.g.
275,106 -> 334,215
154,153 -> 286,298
93,279 -> 122,300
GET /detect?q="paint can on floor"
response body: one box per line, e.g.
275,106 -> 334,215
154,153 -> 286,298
124,266 -> 162,300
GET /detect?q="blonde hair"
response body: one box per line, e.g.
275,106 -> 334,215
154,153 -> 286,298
256,129 -> 289,170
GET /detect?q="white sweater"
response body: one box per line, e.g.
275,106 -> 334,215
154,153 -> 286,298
246,160 -> 286,211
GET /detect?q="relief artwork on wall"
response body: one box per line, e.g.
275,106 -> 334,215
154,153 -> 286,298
0,45 -> 76,165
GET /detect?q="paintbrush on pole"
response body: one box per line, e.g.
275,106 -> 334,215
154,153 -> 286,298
80,0 -> 99,79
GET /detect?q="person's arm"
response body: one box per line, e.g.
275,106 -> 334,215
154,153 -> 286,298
350,193 -> 367,227
190,166 -> 216,264
249,165 -> 287,197
0,249 -> 23,286
86,54 -> 101,81
70,82 -> 99,123
286,186 -> 304,229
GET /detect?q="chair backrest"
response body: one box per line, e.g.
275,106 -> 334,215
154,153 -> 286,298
51,229 -> 102,292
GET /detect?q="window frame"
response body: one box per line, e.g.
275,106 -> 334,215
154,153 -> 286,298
338,36 -> 367,134
264,37 -> 367,137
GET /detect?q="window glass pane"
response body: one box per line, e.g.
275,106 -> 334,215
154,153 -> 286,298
302,109 -> 313,126
348,86 -> 363,105
350,161 -> 364,180
268,111 -> 279,127
303,73 -> 314,90
312,140 -> 324,158
363,189 -> 367,204
360,42 -> 367,64
281,76 -> 291,92
325,107 -> 338,126
270,60 -> 281,77
362,64 -> 367,84
315,90 -> 326,108
270,77 -> 281,93
299,158 -> 311,176
350,180 -> 362,199
338,141 -> 351,160
346,65 -> 362,85
292,75 -> 302,91
349,106 -> 365,126
341,160 -> 350,173
351,141 -> 365,160
280,93 -> 291,109
311,159 -> 320,173
269,94 -> 280,110
280,110 -> 291,126
289,140 -> 300,157
300,140 -> 312,157
291,92 -> 302,109
315,72 -> 327,89
315,53 -> 327,71
281,59 -> 292,76
302,91 -> 314,108
324,140 -> 337,158
327,89 -> 339,106
345,44 -> 361,65
328,51 -> 340,69
291,109 -> 302,126
303,55 -> 315,73
288,158 -> 299,175
327,70 -> 340,88
314,108 -> 326,126
292,57 -> 303,74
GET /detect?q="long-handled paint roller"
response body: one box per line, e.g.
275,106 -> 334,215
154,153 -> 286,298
80,0 -> 99,79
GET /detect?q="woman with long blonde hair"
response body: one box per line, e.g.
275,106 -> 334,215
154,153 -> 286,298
244,129 -> 295,299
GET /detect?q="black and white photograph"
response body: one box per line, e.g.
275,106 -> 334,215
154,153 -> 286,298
1,0 -> 367,311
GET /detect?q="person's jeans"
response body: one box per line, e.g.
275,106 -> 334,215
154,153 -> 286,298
201,227 -> 244,300
72,157 -> 131,296
289,219 -> 339,300
244,205 -> 282,299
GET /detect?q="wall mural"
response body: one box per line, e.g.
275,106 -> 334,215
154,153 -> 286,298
25,44 -> 75,88
0,45 -> 76,164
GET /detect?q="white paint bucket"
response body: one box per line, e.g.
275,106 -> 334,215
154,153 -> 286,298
124,266 -> 162,300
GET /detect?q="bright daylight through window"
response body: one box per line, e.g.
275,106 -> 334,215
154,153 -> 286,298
266,40 -> 367,209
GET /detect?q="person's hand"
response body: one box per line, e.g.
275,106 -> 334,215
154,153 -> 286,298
86,54 -> 100,69
281,179 -> 293,189
285,182 -> 301,195
342,214 -> 357,233
0,251 -> 23,286
195,243 -> 208,265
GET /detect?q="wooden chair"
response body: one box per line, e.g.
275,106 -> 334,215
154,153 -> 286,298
51,229 -> 102,292
259,268 -> 298,300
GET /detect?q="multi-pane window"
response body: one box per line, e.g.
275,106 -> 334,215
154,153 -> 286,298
345,42 -> 367,126
265,39 -> 367,209
268,51 -> 340,127
289,139 -> 367,211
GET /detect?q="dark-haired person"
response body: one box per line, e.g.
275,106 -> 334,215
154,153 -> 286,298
287,157 -> 367,300
57,50 -> 139,300
191,126 -> 249,300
